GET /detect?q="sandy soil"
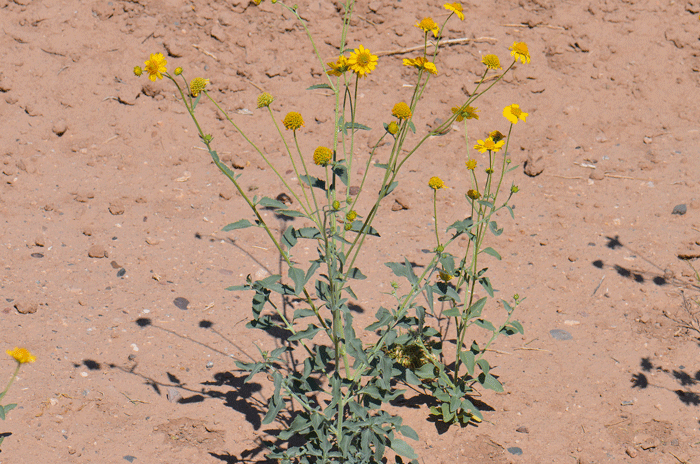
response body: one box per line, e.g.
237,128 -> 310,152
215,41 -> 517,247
2,0 -> 700,462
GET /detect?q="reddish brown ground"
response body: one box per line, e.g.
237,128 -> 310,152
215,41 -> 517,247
2,0 -> 700,462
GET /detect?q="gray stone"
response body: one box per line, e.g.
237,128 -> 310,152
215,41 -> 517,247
550,329 -> 573,341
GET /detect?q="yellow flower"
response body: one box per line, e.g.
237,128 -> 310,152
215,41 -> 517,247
6,347 -> 36,364
503,104 -> 528,124
133,66 -> 143,77
391,102 -> 412,120
416,17 -> 440,37
438,270 -> 453,282
257,92 -> 274,108
386,121 -> 399,135
326,55 -> 349,76
451,105 -> 479,122
467,189 -> 481,200
283,111 -> 304,131
489,130 -> 506,142
190,77 -> 209,97
403,57 -> 438,75
174,67 -> 183,76
144,53 -> 167,81
509,42 -> 530,64
511,185 -> 519,193
313,146 -> 332,166
428,176 -> 447,190
474,137 -> 505,153
482,54 -> 501,70
443,3 -> 465,21
347,45 -> 378,78
465,158 -> 477,170
346,210 -> 357,222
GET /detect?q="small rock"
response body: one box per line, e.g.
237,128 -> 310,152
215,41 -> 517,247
643,136 -> 652,144
206,361 -> 214,369
550,329 -> 573,341
117,268 -> 126,277
15,301 -> 38,314
173,297 -> 189,310
145,237 -> 160,245
30,252 -> 44,258
589,169 -> 605,180
52,119 -> 68,136
672,204 -> 687,215
625,447 -> 637,458
507,447 -> 523,456
349,186 -> 360,196
82,227 -> 93,236
210,24 -> 227,42
34,236 -> 45,247
568,255 -> 577,262
109,202 -> 125,215
391,198 -> 409,211
524,152 -> 545,177
88,245 -> 107,258
640,437 -> 660,450
516,426 -> 529,433
276,192 -> 293,205
123,456 -> 137,463
166,387 -> 183,403
219,191 -> 233,200
110,260 -> 121,269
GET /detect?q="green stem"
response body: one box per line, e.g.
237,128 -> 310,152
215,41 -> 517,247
0,363 -> 21,404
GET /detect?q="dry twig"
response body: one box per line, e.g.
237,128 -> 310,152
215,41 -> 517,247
376,36 -> 497,57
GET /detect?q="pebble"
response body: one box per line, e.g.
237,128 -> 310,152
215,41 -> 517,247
109,202 -> 125,215
88,245 -> 107,258
550,329 -> 573,341
117,268 -> 126,277
123,456 -> 137,463
507,447 -> 523,456
523,152 -> 545,177
206,361 -> 214,369
516,426 -> 529,433
672,204 -> 687,215
110,260 -> 121,269
625,446 -> 637,458
166,387 -> 183,403
349,186 -> 360,196
52,119 -> 68,136
173,297 -> 189,310
82,227 -> 93,236
589,169 -> 605,180
31,252 -> 44,258
14,301 -> 38,314
391,198 -> 409,211
34,236 -> 46,247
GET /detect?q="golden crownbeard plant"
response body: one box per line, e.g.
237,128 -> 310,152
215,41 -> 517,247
1,348 -> 36,448
135,1 -> 529,462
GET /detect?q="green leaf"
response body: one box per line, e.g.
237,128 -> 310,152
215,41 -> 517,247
374,162 -> 389,170
191,93 -> 202,110
399,425 -> 419,441
333,164 -> 349,186
307,83 -> 333,90
299,175 -> 326,190
475,319 -> 496,332
479,372 -> 504,392
407,121 -> 416,134
225,284 -> 248,291
258,197 -> 287,209
479,276 -> 495,297
446,217 -> 474,236
385,258 -> 418,285
382,181 -> 399,196
344,122 -> 372,131
222,219 -> 254,231
390,438 -> 418,460
297,227 -> 321,240
459,350 -> 475,376
467,297 -> 488,319
288,267 -> 306,295
347,220 -> 380,236
276,209 -> 307,218
477,199 -> 494,209
481,247 -> 501,260
288,324 -> 321,341
0,406 -> 4,421
282,226 -> 298,249
489,220 -> 503,236
443,306 -> 461,318
262,372 -> 284,424
3,404 -> 16,415
347,268 -> 367,280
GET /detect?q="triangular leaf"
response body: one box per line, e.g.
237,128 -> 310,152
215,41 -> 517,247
222,219 -> 254,231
